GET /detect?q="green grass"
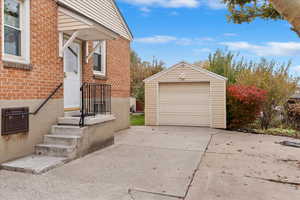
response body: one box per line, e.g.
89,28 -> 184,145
130,114 -> 145,126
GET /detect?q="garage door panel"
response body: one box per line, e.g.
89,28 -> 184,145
159,82 -> 210,127
159,114 -> 210,126
159,106 -> 207,113
160,99 -> 208,105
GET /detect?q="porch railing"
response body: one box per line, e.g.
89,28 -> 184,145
80,83 -> 112,127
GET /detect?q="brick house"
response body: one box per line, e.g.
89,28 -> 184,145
0,0 -> 132,171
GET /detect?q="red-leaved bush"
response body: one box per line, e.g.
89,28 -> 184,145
227,85 -> 267,129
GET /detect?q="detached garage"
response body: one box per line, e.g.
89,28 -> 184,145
144,62 -> 227,129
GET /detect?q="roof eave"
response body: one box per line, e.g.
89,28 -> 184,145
144,62 -> 228,82
56,1 -> 129,40
112,0 -> 134,40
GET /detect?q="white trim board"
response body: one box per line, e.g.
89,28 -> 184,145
2,0 -> 30,64
143,61 -> 228,82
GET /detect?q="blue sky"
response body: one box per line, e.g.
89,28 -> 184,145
116,0 -> 300,76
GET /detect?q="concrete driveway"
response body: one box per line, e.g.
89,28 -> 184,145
186,130 -> 300,200
0,126 -> 299,200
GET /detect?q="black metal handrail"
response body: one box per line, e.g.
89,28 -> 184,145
80,83 -> 112,126
30,83 -> 63,115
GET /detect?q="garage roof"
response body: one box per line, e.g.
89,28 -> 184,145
144,62 -> 228,82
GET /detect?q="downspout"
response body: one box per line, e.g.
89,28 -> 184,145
270,0 -> 300,36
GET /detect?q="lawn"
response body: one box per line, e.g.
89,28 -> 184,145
130,114 -> 145,126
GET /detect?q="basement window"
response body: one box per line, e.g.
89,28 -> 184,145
93,41 -> 106,76
2,0 -> 30,64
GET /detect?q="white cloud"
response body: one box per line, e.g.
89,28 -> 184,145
119,0 -> 199,8
199,37 -> 215,41
134,35 -> 215,45
140,7 -> 151,13
119,0 -> 225,9
135,35 -> 177,43
176,38 -> 193,45
193,48 -> 211,54
204,0 -> 225,10
293,65 -> 300,71
220,41 -> 300,56
223,33 -> 238,37
169,11 -> 179,16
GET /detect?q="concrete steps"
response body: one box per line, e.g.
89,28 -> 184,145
1,124 -> 84,174
35,144 -> 77,158
34,125 -> 85,159
58,115 -> 115,126
44,135 -> 81,146
51,125 -> 86,136
1,114 -> 116,174
58,117 -> 80,125
1,155 -> 68,175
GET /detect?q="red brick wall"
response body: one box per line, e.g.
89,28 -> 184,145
0,0 -> 64,100
0,0 -> 130,100
83,37 -> 131,98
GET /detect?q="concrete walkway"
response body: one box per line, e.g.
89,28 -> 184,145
0,126 -> 216,200
186,130 -> 300,200
0,126 -> 299,200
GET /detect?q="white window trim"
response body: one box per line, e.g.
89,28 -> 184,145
2,0 -> 30,64
93,40 -> 106,76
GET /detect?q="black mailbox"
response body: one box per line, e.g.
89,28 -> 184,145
1,107 -> 29,135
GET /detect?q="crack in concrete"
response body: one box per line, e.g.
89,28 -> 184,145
118,143 -> 204,153
129,188 -> 183,199
245,175 -> 300,187
205,152 -> 236,155
183,132 -> 217,199
126,131 -> 221,200
128,189 -> 136,200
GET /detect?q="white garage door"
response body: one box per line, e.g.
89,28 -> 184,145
159,82 -> 210,126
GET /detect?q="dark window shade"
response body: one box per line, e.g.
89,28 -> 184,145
93,53 -> 102,72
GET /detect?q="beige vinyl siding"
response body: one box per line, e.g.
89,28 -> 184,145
159,83 -> 210,126
58,0 -> 131,40
145,63 -> 227,129
210,80 -> 226,128
58,11 -> 90,31
145,83 -> 157,125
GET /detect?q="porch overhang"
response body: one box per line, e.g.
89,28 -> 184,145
58,7 -> 119,40
58,7 -> 119,59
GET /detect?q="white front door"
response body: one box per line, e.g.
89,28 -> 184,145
64,42 -> 82,111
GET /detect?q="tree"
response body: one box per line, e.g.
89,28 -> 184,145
222,0 -> 300,36
236,59 -> 298,129
285,99 -> 300,129
202,50 -> 298,130
223,0 -> 282,23
130,51 -> 165,104
197,49 -> 248,85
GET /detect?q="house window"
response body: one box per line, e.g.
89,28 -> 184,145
93,40 -> 106,76
3,0 -> 30,64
